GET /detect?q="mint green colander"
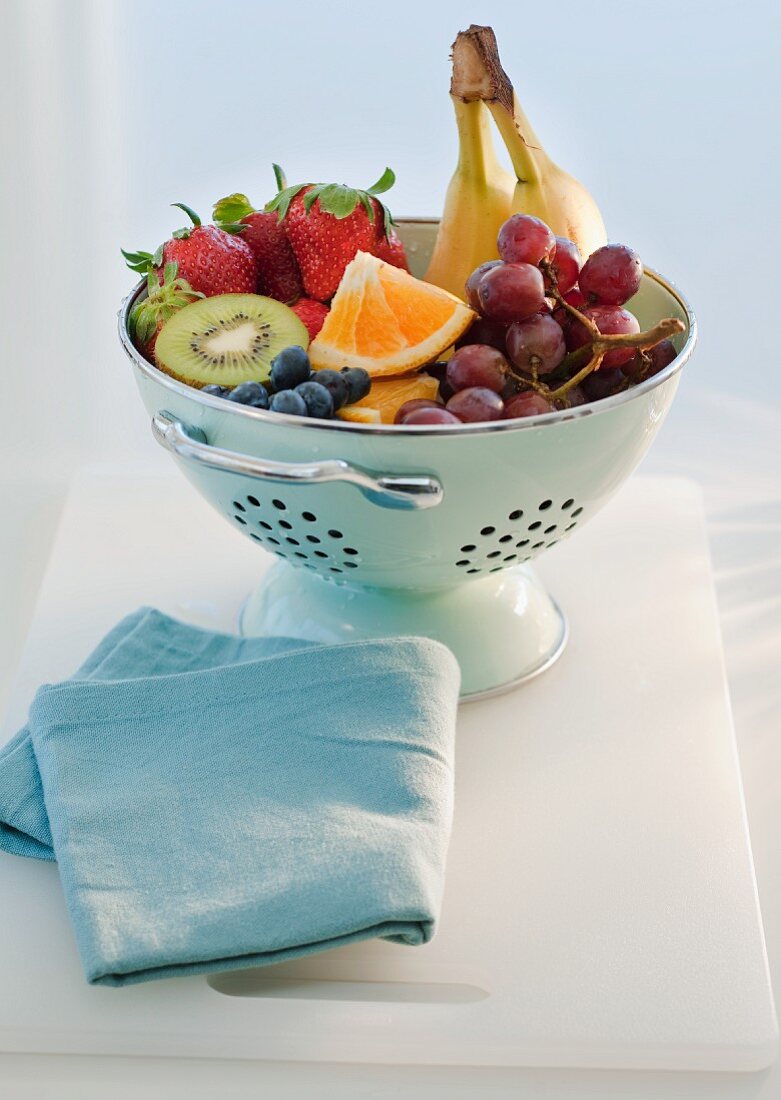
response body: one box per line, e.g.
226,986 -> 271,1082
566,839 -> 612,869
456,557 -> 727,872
118,220 -> 696,698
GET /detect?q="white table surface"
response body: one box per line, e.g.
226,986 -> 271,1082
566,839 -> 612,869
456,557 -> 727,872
1,0 -> 780,1094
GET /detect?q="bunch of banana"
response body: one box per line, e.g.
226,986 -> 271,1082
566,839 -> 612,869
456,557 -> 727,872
426,25 -> 607,299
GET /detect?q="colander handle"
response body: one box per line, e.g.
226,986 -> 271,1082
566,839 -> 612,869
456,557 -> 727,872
151,412 -> 443,510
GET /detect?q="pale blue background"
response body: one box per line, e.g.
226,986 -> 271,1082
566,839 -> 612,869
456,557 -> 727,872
1,2 -> 780,1096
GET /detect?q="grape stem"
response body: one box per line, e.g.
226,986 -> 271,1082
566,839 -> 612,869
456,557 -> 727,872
539,264 -> 686,401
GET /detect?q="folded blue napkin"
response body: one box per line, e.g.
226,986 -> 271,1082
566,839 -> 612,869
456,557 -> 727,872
3,610 -> 460,986
0,609 -> 321,860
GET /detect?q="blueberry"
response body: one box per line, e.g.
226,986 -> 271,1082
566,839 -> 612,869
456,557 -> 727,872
295,380 -> 334,419
202,384 -> 229,398
228,381 -> 269,408
311,369 -> 349,410
270,389 -> 309,417
270,346 -> 311,392
340,367 -> 372,404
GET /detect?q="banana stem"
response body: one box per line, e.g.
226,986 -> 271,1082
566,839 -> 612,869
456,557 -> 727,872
451,24 -> 543,186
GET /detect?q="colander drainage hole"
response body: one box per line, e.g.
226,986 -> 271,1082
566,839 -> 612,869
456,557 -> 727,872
489,566 -> 502,573
302,512 -> 317,522
294,552 -> 308,559
498,534 -> 513,544
344,562 -> 358,569
487,551 -> 501,559
250,533 -> 262,542
314,551 -> 328,559
456,560 -> 470,567
532,541 -> 544,549
571,507 -> 583,517
528,521 -> 542,531
233,501 -> 246,512
539,499 -> 552,510
480,526 -> 495,536
504,554 -> 517,562
508,510 -> 523,521
286,537 -> 300,546
279,520 -> 293,530
306,535 -> 321,544
461,544 -> 476,553
234,516 -> 247,525
343,547 -> 358,556
260,521 -> 273,531
544,525 -> 557,535
247,496 -> 260,508
565,522 -> 577,532
331,567 -> 343,573
467,568 -> 480,574
562,498 -> 574,510
328,529 -> 343,539
268,537 -> 280,546
516,539 -> 529,548
272,499 -> 287,510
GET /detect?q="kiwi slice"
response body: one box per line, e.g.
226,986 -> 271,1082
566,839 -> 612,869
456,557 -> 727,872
153,294 -> 309,388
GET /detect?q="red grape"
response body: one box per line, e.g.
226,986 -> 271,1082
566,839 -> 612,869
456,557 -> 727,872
503,391 -> 555,418
647,338 -> 678,375
566,304 -> 640,369
506,314 -> 566,376
564,385 -> 587,407
477,263 -> 546,322
446,344 -> 507,393
622,339 -> 678,382
546,237 -> 581,294
402,406 -> 462,425
465,260 -> 502,310
446,386 -> 504,422
579,244 -> 642,305
394,399 -> 442,424
582,368 -> 625,402
498,214 -> 555,265
456,316 -> 509,353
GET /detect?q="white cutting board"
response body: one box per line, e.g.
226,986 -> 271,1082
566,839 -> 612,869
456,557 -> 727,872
0,469 -> 775,1071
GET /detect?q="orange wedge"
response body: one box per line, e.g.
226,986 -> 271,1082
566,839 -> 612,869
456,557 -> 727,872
348,374 -> 440,424
309,251 -> 475,376
336,405 -> 382,424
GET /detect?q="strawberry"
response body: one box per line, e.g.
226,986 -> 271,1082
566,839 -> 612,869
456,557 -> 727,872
122,203 -> 256,298
291,297 -> 329,340
375,227 -> 409,271
214,178 -> 303,303
265,168 -> 402,302
128,263 -> 204,360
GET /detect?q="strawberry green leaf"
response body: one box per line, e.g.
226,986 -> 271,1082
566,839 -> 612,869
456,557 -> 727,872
272,163 -> 287,191
311,183 -> 361,220
152,243 -> 165,266
121,248 -> 155,274
366,167 -> 396,196
213,193 -> 255,225
171,202 -> 201,227
217,221 -> 248,235
302,183 -> 328,214
163,262 -> 178,285
266,183 -> 308,223
358,192 -> 375,222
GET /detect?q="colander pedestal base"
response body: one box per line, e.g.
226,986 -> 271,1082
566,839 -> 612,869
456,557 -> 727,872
239,562 -> 567,698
